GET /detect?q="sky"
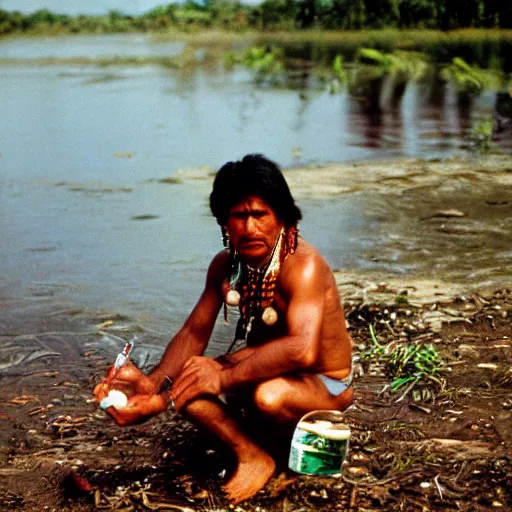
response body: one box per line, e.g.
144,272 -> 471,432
0,0 -> 174,15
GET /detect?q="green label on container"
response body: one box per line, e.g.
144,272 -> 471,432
288,425 -> 349,476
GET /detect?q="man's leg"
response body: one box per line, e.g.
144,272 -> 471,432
182,397 -> 275,504
251,374 -> 353,426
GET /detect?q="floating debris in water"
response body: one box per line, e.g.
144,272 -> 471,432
130,214 -> 160,221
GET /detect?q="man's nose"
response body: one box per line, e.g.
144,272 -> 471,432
245,216 -> 256,234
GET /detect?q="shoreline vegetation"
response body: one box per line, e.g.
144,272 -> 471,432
2,25 -> 512,70
1,1 -> 511,36
1,2 -> 512,72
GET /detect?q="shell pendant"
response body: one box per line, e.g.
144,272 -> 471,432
262,306 -> 278,326
226,289 -> 241,307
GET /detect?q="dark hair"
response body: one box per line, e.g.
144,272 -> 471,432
209,154 -> 302,228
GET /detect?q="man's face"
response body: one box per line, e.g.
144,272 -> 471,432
225,195 -> 284,268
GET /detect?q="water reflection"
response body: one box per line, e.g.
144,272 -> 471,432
1,35 -> 511,342
0,34 -> 185,59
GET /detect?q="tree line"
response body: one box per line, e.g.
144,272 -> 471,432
0,0 -> 511,36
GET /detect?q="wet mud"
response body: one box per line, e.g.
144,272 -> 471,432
286,154 -> 512,287
1,284 -> 510,511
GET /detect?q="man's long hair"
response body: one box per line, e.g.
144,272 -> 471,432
209,154 -> 302,228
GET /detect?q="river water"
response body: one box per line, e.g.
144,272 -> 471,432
1,34 -> 510,362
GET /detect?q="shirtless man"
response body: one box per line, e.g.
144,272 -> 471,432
94,154 -> 353,504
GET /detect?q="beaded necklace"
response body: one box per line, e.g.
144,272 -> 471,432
224,229 -> 291,351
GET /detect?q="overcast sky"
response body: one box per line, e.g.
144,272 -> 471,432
0,0 -> 176,15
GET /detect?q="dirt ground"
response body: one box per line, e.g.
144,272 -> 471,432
1,281 -> 510,512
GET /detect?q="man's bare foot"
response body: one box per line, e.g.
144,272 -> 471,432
223,448 -> 276,504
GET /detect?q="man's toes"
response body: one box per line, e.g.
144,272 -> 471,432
225,488 -> 246,505
224,483 -> 244,504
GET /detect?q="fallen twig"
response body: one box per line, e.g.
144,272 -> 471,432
434,474 -> 444,500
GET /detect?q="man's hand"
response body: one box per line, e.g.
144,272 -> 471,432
93,360 -> 167,426
93,360 -> 158,401
170,356 -> 224,411
103,393 -> 169,426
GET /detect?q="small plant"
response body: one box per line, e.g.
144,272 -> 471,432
223,51 -> 237,70
354,48 -> 428,81
440,57 -> 493,96
329,54 -> 347,94
348,48 -> 429,106
470,117 -> 494,153
223,45 -> 283,75
361,324 -> 446,400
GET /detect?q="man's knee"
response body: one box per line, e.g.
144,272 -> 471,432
252,380 -> 287,417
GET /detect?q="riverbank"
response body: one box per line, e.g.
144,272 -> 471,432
1,281 -> 510,511
288,154 -> 512,288
1,154 -> 511,510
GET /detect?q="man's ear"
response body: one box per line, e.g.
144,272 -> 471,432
222,226 -> 230,248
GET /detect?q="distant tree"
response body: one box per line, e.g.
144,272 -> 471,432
8,10 -> 28,30
348,0 -> 366,29
363,0 -> 400,28
305,0 -> 366,30
24,8 -> 57,30
446,0 -> 483,27
398,0 -> 439,28
317,0 -> 348,29
296,0 -> 317,28
260,0 -> 298,29
0,8 -> 14,33
204,0 -> 240,25
482,0 -> 500,27
142,4 -> 176,29
483,0 -> 512,28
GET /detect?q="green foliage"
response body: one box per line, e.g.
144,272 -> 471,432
347,48 -> 430,102
362,324 -> 446,398
440,57 -> 492,95
226,46 -> 283,74
332,54 -> 344,79
1,0 -> 511,35
469,117 -> 494,152
223,51 -> 238,70
398,0 -> 439,29
245,46 -> 283,73
259,0 -> 297,29
329,54 -> 347,93
173,8 -> 211,27
356,47 -> 428,80
364,0 -> 401,28
386,343 -> 445,392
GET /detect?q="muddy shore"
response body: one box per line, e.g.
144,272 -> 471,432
1,155 -> 511,511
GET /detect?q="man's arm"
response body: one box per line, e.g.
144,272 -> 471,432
170,251 -> 328,410
148,251 -> 227,389
219,253 -> 325,391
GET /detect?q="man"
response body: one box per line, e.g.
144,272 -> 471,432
94,154 -> 353,504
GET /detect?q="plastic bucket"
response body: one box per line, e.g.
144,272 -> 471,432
288,410 -> 350,476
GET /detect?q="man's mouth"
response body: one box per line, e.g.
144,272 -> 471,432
239,239 -> 264,248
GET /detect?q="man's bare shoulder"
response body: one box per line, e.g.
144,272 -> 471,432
280,239 -> 333,290
287,239 -> 331,270
210,249 -> 230,267
205,249 -> 231,286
